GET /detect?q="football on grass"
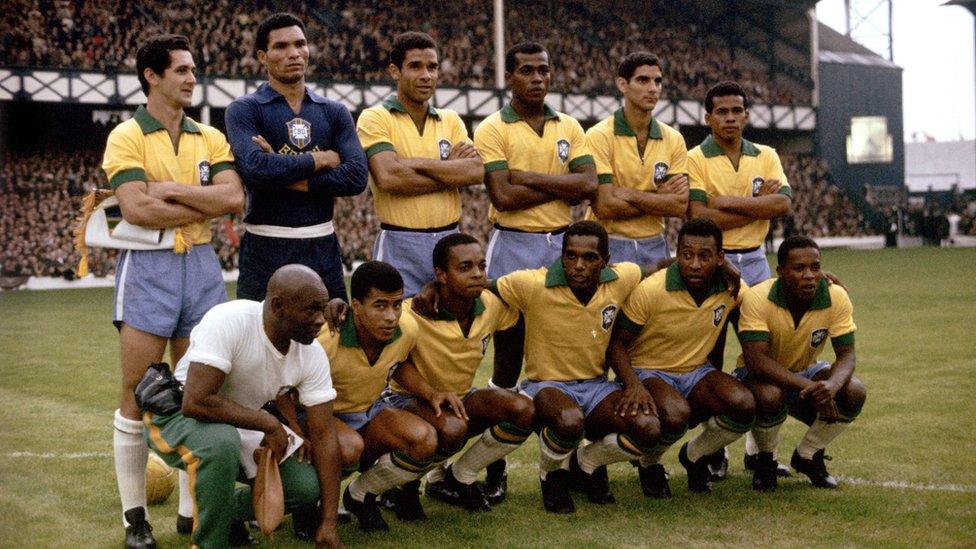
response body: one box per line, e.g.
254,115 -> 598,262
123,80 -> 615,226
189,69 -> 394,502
146,452 -> 177,504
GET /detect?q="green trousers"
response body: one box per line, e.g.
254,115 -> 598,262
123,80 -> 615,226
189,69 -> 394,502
145,411 -> 321,548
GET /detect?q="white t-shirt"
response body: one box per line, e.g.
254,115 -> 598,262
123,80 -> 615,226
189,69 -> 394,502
176,300 -> 336,409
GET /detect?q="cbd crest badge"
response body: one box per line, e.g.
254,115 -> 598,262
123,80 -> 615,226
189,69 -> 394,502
601,305 -> 618,331
751,176 -> 765,196
197,160 -> 211,186
438,139 -> 452,160
810,328 -> 828,348
712,305 -> 727,326
653,162 -> 669,183
286,117 -> 312,149
556,139 -> 571,163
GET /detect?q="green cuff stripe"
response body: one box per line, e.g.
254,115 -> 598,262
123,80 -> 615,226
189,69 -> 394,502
617,312 -> 643,333
568,155 -> 595,171
487,278 -> 501,297
496,421 -> 533,438
716,414 -> 755,433
689,188 -> 708,203
660,424 -> 688,445
364,142 -> 395,158
739,330 -> 771,343
597,173 -> 614,185
484,160 -> 509,172
618,433 -> 653,455
831,332 -> 855,346
110,168 -> 147,189
542,427 -> 581,453
210,161 -> 234,176
755,406 -> 788,428
341,464 -> 360,478
777,186 -> 793,198
391,450 -> 431,473
835,402 -> 862,422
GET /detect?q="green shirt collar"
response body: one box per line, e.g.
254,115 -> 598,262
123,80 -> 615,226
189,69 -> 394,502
500,102 -> 559,123
133,105 -> 200,135
339,311 -> 403,348
544,258 -> 619,288
699,134 -> 759,158
664,263 -> 728,296
382,95 -> 441,119
767,278 -> 832,310
437,296 -> 487,321
612,108 -> 662,139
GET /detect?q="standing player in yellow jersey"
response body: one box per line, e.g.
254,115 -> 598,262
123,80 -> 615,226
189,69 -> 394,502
384,234 -> 535,512
357,32 -> 484,296
735,236 -> 865,491
101,34 -> 245,548
607,218 -> 755,496
474,41 -> 598,497
317,261 -> 464,532
686,80 -> 792,478
587,51 -> 689,264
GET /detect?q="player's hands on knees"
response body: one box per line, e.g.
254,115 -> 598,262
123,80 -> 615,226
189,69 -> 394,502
427,391 -> 469,421
315,523 -> 344,549
410,282 -> 441,319
758,178 -> 782,196
448,141 -> 479,160
616,383 -> 656,417
799,379 -> 839,409
718,259 -> 742,299
325,298 -> 348,334
262,421 -> 291,460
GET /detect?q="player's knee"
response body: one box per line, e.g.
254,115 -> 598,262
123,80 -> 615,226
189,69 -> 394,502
437,414 -> 468,452
405,422 -> 438,461
552,407 -> 585,439
506,396 -> 536,430
752,383 -> 786,416
659,402 -> 690,436
841,376 -> 867,411
338,432 -> 364,468
625,412 -> 661,448
726,386 -> 757,420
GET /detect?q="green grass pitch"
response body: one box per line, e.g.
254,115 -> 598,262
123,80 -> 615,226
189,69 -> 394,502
1,247 -> 974,547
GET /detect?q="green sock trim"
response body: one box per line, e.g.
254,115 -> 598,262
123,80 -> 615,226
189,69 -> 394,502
618,433 -> 654,455
715,414 -> 755,433
491,422 -> 531,444
434,448 -> 460,462
341,464 -> 359,478
498,421 -> 533,438
756,406 -> 788,428
391,450 -> 431,473
542,427 -> 581,454
834,403 -> 861,423
660,424 -> 688,445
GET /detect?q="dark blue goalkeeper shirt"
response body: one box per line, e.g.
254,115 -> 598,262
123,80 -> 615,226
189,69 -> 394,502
225,83 -> 368,227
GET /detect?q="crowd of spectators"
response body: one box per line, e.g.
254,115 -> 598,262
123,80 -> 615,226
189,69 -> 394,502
2,148 -> 878,280
1,0 -> 808,105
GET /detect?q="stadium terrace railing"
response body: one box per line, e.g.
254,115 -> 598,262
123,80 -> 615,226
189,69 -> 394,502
0,68 -> 816,129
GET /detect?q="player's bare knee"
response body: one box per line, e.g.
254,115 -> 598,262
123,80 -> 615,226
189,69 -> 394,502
405,422 -> 438,461
338,432 -> 365,468
841,376 -> 867,410
725,386 -> 757,421
437,414 -> 468,451
753,383 -> 785,416
553,407 -> 585,439
625,412 -> 661,448
506,396 -> 536,430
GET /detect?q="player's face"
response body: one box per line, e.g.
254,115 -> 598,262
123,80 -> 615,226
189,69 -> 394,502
391,48 -> 438,104
260,25 -> 309,85
149,50 -> 196,108
278,285 -> 329,345
617,64 -> 663,112
705,94 -> 748,141
507,52 -> 550,106
561,234 -> 607,292
677,234 -> 723,291
777,247 -> 822,302
436,243 -> 487,299
352,288 -> 403,343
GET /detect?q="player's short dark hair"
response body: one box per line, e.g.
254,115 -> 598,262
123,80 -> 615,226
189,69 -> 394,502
351,261 -> 403,302
256,12 -> 306,54
705,80 -> 749,113
617,51 -> 661,81
777,235 -> 820,266
136,34 -> 191,95
563,220 -> 609,259
433,233 -> 480,271
677,218 -> 723,251
505,41 -> 547,73
390,31 -> 437,68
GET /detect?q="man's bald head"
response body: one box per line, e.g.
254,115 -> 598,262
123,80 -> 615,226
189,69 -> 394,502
264,265 -> 329,345
266,264 -> 328,301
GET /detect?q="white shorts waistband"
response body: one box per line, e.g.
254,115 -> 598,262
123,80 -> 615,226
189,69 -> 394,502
244,221 -> 334,239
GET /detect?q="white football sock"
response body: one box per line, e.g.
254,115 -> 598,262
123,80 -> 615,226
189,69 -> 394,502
452,423 -> 530,484
796,418 -> 850,459
177,470 -> 194,517
577,433 -> 644,474
114,409 -> 148,527
538,428 -> 577,480
750,424 -> 783,455
347,452 -> 426,502
686,416 -> 749,463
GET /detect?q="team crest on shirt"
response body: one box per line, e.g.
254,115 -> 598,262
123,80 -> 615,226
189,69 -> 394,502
198,160 -> 211,186
481,335 -> 490,355
286,117 -> 312,149
653,162 -> 669,183
712,305 -> 727,326
601,305 -> 618,331
438,139 -> 452,160
556,139 -> 571,163
751,176 -> 765,196
810,328 -> 829,348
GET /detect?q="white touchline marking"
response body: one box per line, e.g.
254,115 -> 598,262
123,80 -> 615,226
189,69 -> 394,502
6,451 -> 111,459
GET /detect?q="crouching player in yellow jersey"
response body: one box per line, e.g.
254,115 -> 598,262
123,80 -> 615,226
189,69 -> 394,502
317,261 -> 464,532
606,218 -> 755,496
735,236 -> 865,491
386,234 -> 535,512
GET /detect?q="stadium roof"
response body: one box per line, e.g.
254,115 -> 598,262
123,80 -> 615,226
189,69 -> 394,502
817,22 -> 901,69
